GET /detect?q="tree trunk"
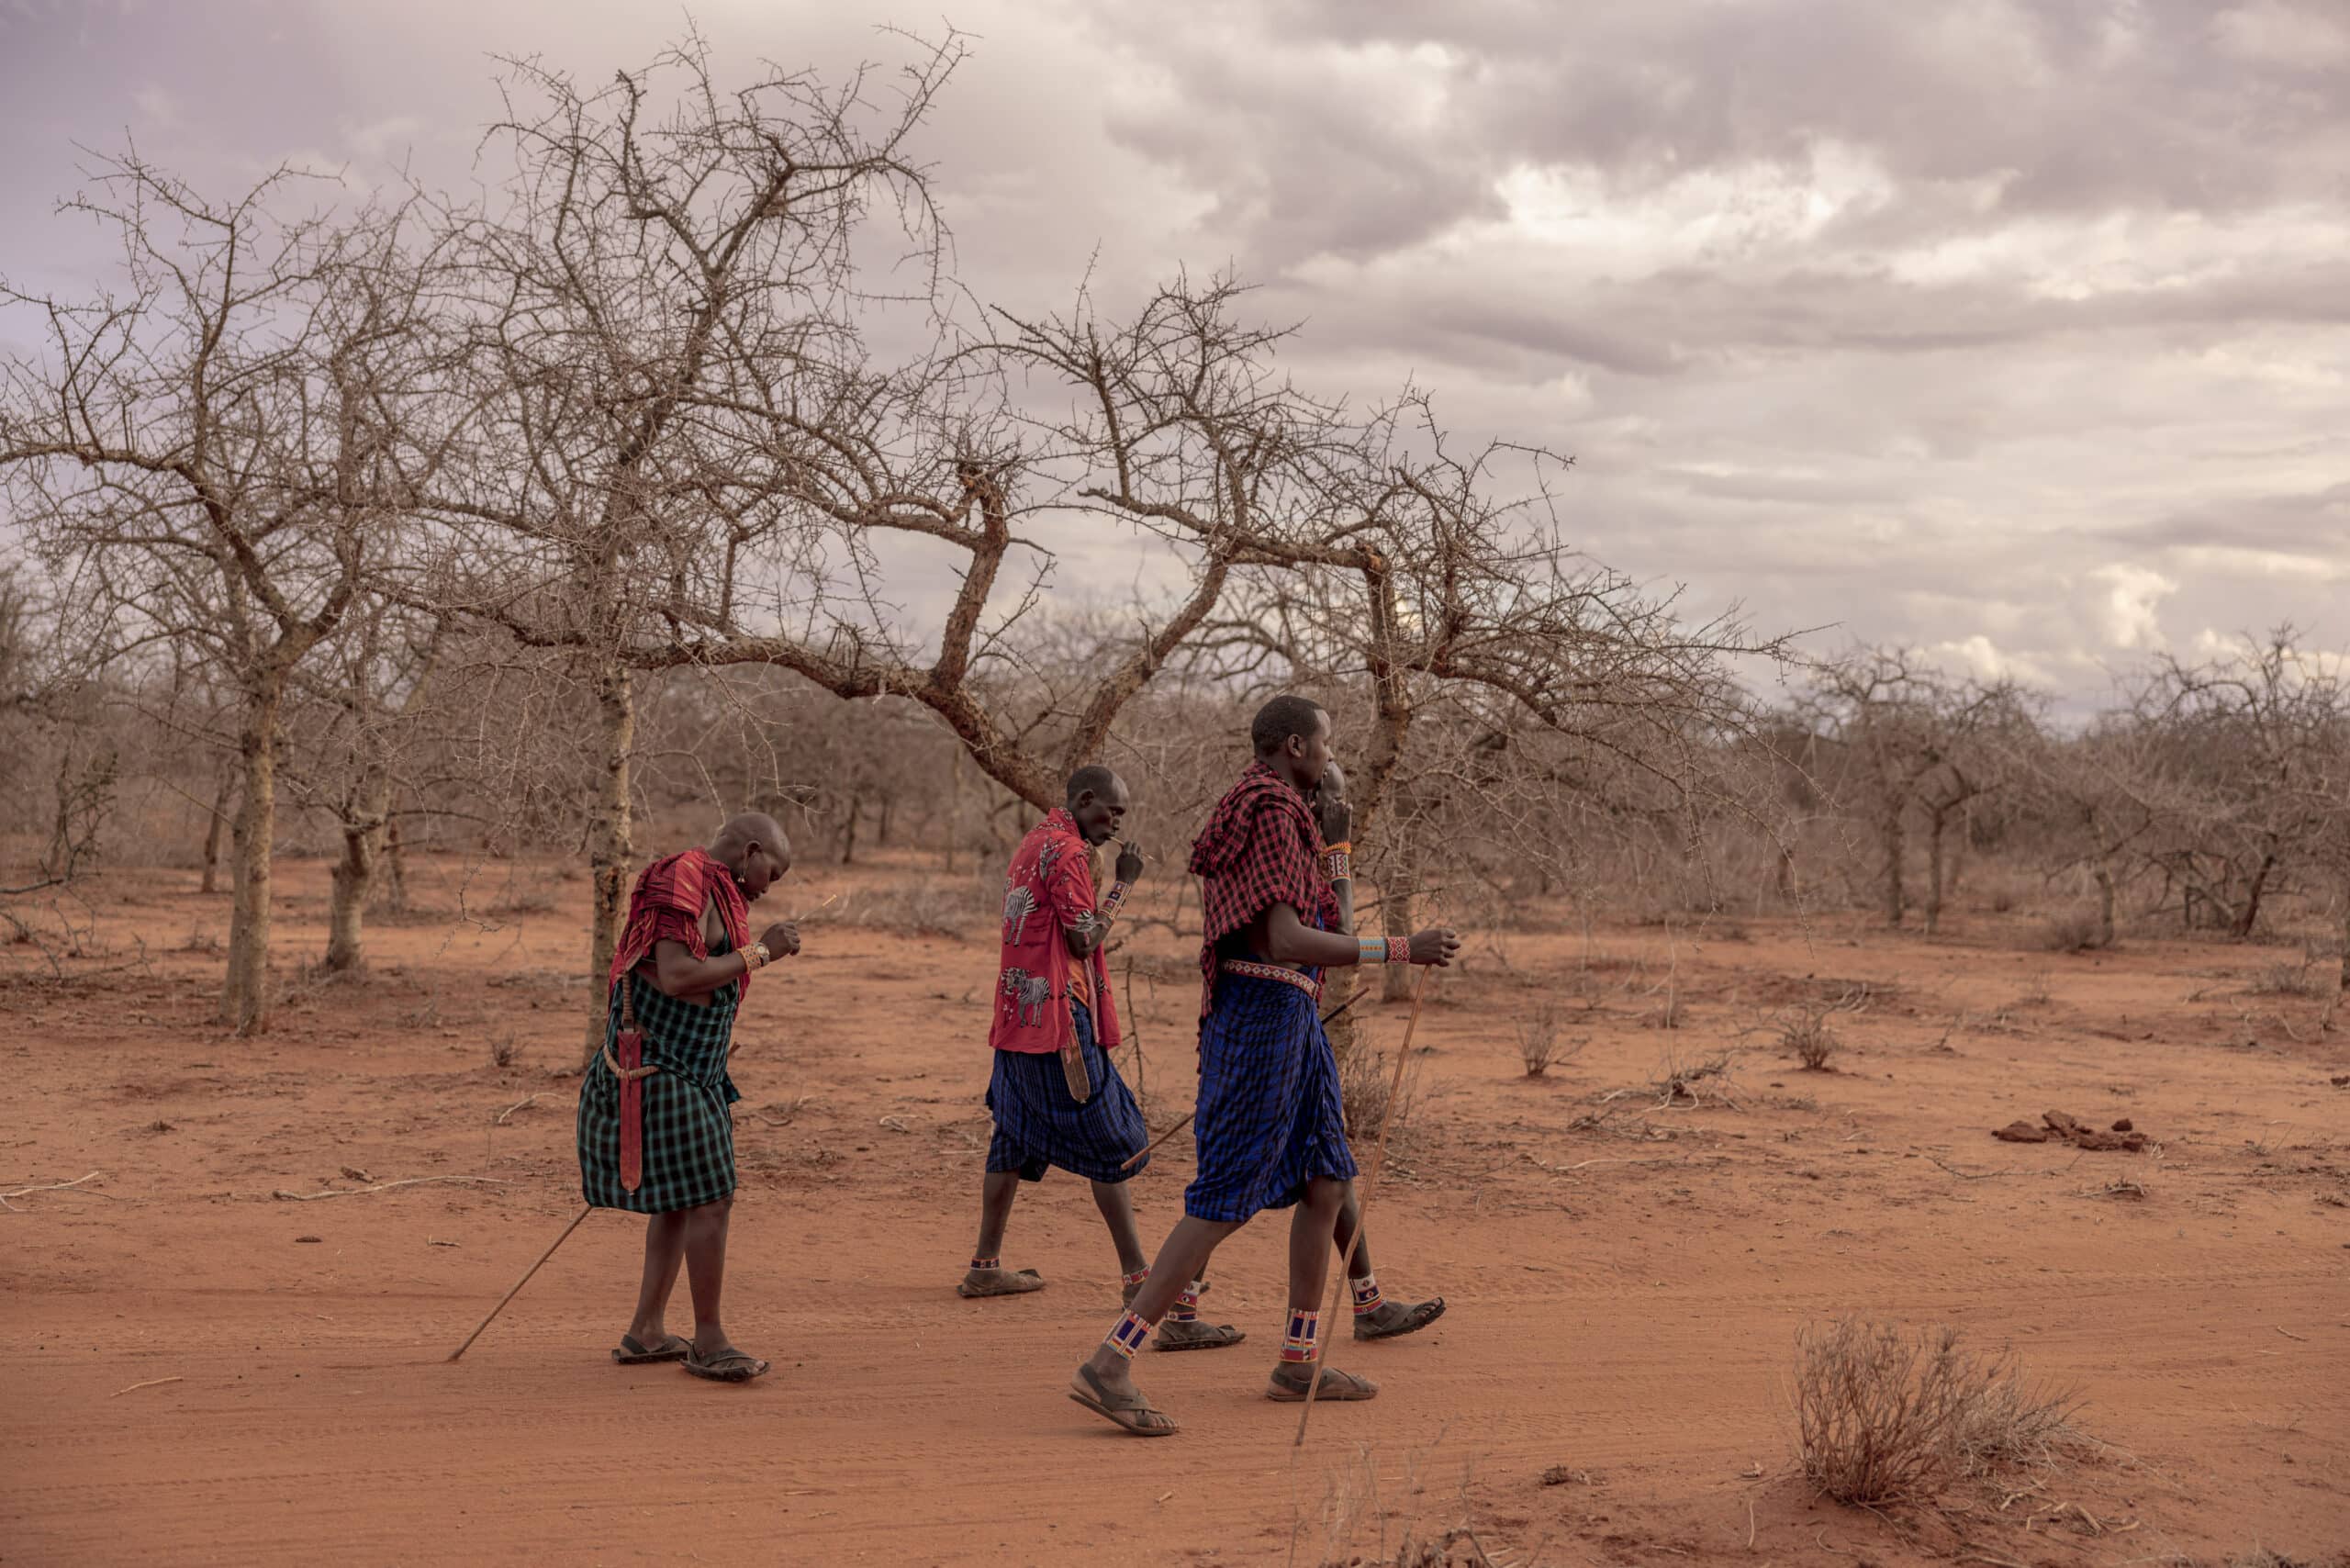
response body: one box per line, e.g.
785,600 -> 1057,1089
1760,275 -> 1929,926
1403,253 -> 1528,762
1774,844 -> 1796,905
583,663 -> 636,1061
2094,864 -> 2117,949
1881,809 -> 1905,928
2233,850 -> 2277,941
1924,807 -> 1947,936
877,795 -> 893,848
385,816 -> 408,913
221,677 -> 284,1035
199,768 -> 234,895
1380,833 -> 1416,1002
839,796 -> 860,865
323,774 -> 393,973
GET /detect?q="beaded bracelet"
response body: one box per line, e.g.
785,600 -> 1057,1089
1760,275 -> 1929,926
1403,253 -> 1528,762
1357,935 -> 1386,966
1101,879 -> 1131,918
1324,848 -> 1353,881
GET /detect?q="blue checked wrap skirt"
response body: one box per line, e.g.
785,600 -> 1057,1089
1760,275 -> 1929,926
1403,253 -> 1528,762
1184,967 -> 1359,1223
985,999 -> 1149,1183
576,967 -> 742,1215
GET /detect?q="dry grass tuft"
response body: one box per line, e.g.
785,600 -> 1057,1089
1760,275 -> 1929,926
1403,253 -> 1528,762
1513,1002 -> 1582,1079
838,872 -> 992,938
2037,907 -> 2108,953
1793,1316 -> 2081,1508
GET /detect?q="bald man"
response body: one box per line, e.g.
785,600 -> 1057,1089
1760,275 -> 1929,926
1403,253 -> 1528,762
576,812 -> 800,1383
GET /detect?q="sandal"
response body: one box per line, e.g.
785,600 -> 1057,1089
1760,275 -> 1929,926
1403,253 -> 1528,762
1354,1295 -> 1447,1341
958,1266 -> 1046,1299
611,1332 -> 690,1364
1153,1318 -> 1247,1352
1069,1362 -> 1179,1436
683,1346 -> 769,1383
1266,1364 -> 1379,1403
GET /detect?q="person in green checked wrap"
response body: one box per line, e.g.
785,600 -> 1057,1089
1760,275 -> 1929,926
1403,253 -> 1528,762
576,812 -> 800,1383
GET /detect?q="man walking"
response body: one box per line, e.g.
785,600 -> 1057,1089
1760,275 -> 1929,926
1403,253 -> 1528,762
1069,699 -> 1459,1434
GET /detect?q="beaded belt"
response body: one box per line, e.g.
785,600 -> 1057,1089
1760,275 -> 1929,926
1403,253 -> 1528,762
1218,958 -> 1322,1000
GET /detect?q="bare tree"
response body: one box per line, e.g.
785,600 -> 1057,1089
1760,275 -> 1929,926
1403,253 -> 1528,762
425,35 -> 962,1052
1798,653 -> 2020,932
1,156 -> 454,1030
281,600 -> 448,970
2128,628 -> 2347,941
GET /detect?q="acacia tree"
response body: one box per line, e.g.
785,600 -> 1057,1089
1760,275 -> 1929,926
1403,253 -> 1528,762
281,600 -> 448,970
425,37 -> 962,1052
0,158 -> 453,1031
2129,629 -> 2347,940
1797,653 -> 2019,931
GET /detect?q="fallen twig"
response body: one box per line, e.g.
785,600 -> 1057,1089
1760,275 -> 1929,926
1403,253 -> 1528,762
2275,1325 -> 2309,1342
270,1175 -> 509,1202
0,1170 -> 102,1212
111,1376 -> 182,1397
494,1093 -> 542,1126
1928,1156 -> 2012,1181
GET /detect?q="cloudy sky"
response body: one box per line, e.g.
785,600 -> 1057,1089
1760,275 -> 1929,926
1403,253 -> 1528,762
4,0 -> 2344,707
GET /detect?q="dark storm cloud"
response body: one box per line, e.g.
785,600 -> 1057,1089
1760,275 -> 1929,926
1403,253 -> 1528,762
2,0 -> 2344,700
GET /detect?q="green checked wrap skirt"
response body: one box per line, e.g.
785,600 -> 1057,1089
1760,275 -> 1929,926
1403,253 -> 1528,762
576,966 -> 743,1215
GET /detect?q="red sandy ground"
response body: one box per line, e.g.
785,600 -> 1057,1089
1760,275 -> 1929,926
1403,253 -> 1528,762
3,854 -> 2345,1567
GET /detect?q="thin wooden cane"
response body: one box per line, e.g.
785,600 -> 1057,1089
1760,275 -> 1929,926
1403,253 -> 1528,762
1294,965 -> 1428,1447
445,1204 -> 593,1361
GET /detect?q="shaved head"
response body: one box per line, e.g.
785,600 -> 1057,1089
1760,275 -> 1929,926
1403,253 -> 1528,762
710,812 -> 791,902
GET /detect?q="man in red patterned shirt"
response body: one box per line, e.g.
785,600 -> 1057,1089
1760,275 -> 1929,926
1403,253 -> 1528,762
957,767 -> 1246,1350
1069,698 -> 1460,1435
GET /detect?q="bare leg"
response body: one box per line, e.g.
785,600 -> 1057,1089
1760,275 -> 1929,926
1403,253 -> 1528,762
1284,1176 -> 1347,1316
680,1195 -> 750,1361
974,1170 -> 1021,1262
1077,1214 -> 1242,1406
1334,1181 -> 1447,1341
1333,1186 -> 1374,1280
1089,1178 -> 1149,1277
626,1211 -> 688,1345
1270,1178 -> 1376,1398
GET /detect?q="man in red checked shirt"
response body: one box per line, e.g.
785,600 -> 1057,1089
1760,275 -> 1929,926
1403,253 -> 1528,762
957,766 -> 1246,1350
1069,698 -> 1460,1436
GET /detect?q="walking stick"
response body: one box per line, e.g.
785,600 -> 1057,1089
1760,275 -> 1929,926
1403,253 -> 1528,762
1120,991 -> 1371,1171
446,1204 -> 593,1361
1294,965 -> 1428,1447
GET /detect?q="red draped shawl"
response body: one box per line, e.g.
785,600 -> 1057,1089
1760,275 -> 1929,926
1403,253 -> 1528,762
607,847 -> 753,994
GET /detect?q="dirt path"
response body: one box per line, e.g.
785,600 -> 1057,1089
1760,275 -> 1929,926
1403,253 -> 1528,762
5,859 -> 2344,1564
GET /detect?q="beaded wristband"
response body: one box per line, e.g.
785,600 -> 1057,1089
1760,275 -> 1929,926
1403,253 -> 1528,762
1101,880 -> 1131,917
1386,937 -> 1413,965
1324,849 -> 1352,881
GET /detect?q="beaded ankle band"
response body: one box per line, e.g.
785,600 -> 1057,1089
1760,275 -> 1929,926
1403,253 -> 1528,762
970,1256 -> 1000,1271
1351,1273 -> 1383,1315
1104,1311 -> 1153,1360
1280,1308 -> 1322,1364
1168,1280 -> 1203,1323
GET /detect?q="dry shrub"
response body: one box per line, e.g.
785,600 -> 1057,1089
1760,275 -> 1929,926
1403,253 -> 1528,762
1514,1002 -> 1581,1078
488,1033 -> 518,1069
2248,959 -> 2320,997
1777,1002 -> 1838,1071
2037,907 -> 2107,953
840,871 -> 992,938
1794,1317 -> 2080,1508
1338,1033 -> 1427,1148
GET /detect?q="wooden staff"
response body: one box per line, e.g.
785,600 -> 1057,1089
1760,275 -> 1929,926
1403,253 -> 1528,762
1119,991 -> 1367,1170
446,1204 -> 593,1362
1294,965 -> 1428,1447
